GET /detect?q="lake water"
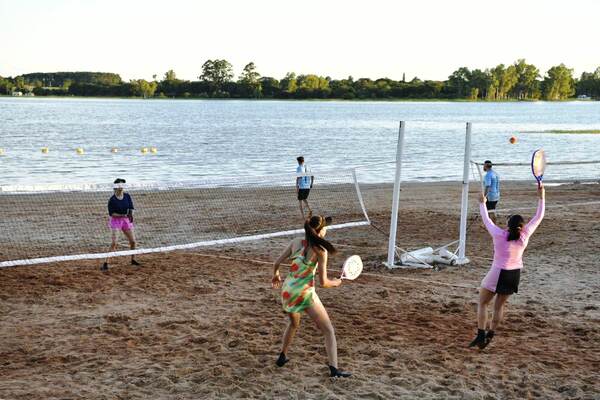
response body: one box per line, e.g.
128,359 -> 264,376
1,97 -> 600,189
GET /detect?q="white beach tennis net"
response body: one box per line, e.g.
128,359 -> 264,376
0,169 -> 370,268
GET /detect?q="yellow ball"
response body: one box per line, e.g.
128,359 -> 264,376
111,147 -> 119,153
150,147 -> 158,154
141,147 -> 148,154
0,148 -> 4,156
76,147 -> 84,155
41,147 -> 49,154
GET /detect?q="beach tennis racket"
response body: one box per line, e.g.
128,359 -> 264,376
531,148 -> 546,188
340,255 -> 363,280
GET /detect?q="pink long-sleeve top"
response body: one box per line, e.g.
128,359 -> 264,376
479,199 -> 545,270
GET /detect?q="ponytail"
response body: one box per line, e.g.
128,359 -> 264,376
304,215 -> 336,254
507,214 -> 525,241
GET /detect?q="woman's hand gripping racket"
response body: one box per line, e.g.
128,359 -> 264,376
340,255 -> 363,280
531,148 -> 547,188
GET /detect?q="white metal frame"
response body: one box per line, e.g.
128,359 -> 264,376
385,122 -> 472,269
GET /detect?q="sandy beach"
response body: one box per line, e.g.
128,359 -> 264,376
1,181 -> 599,399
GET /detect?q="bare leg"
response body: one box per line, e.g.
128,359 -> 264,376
470,288 -> 496,347
299,201 -> 305,219
303,199 -> 312,216
477,288 -> 496,330
103,230 -> 118,269
491,294 -> 511,331
281,312 -> 301,355
305,296 -> 337,368
122,229 -> 137,263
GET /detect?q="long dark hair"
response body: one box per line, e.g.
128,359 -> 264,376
507,214 -> 525,241
304,215 -> 336,254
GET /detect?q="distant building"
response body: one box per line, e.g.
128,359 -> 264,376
24,92 -> 35,97
11,91 -> 23,96
577,95 -> 591,100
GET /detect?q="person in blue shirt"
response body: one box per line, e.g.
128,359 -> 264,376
102,178 -> 140,271
483,160 -> 500,223
296,156 -> 314,219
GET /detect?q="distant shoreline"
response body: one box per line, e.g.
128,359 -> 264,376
1,94 -> 597,103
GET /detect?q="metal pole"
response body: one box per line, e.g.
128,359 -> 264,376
386,121 -> 405,268
457,122 -> 472,264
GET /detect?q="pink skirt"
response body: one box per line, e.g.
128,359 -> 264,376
109,216 -> 134,231
481,268 -> 501,293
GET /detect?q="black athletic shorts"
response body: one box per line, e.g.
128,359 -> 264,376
496,269 -> 521,295
486,201 -> 498,210
297,189 -> 310,201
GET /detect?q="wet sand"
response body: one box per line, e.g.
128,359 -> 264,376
1,182 -> 599,399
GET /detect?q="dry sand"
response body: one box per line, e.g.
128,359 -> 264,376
1,182 -> 599,399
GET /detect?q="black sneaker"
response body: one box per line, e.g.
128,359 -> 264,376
480,331 -> 494,349
329,365 -> 352,378
131,259 -> 141,266
468,331 -> 486,349
101,262 -> 109,271
276,352 -> 289,367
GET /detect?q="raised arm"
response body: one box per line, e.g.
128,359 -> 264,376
479,193 -> 504,236
523,185 -> 545,236
271,240 -> 294,288
316,248 -> 342,289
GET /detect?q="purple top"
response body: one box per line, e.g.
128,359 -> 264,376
479,199 -> 545,270
108,193 -> 134,216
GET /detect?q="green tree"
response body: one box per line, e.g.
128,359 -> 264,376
469,69 -> 492,99
130,79 -> 157,98
511,59 -> 540,99
490,64 -> 518,99
0,76 -> 15,94
15,76 -> 26,90
279,72 -> 297,96
160,69 -> 185,97
164,69 -> 177,81
199,59 -> 234,95
447,67 -> 471,98
238,62 -> 262,98
543,64 -> 575,100
295,74 -> 330,98
259,77 -> 280,97
576,66 -> 600,98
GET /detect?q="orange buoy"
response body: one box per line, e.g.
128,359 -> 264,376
509,136 -> 517,144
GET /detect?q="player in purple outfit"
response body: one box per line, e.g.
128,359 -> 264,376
469,184 -> 545,349
102,178 -> 140,271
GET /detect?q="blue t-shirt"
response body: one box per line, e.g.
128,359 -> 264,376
484,170 -> 500,202
296,164 -> 311,189
108,193 -> 134,216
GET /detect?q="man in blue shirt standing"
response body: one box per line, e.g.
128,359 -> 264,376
296,156 -> 313,219
483,160 -> 500,223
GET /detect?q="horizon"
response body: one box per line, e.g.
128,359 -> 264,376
1,0 -> 599,81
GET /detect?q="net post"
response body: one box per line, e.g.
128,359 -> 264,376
385,121 -> 406,268
457,122 -> 472,265
352,168 -> 370,223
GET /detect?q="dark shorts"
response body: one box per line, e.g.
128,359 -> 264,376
486,201 -> 498,210
297,189 -> 310,201
496,269 -> 521,295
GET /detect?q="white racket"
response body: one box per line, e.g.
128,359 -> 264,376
531,148 -> 547,188
340,255 -> 363,280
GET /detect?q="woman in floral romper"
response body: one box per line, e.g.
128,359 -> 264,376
271,215 -> 351,378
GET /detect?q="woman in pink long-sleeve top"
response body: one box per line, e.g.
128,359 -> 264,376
469,184 -> 545,349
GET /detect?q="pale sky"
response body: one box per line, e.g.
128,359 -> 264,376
1,0 -> 599,81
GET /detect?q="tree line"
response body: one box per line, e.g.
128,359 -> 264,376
1,60 -> 599,100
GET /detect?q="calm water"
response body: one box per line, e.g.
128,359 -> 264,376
1,97 -> 600,188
